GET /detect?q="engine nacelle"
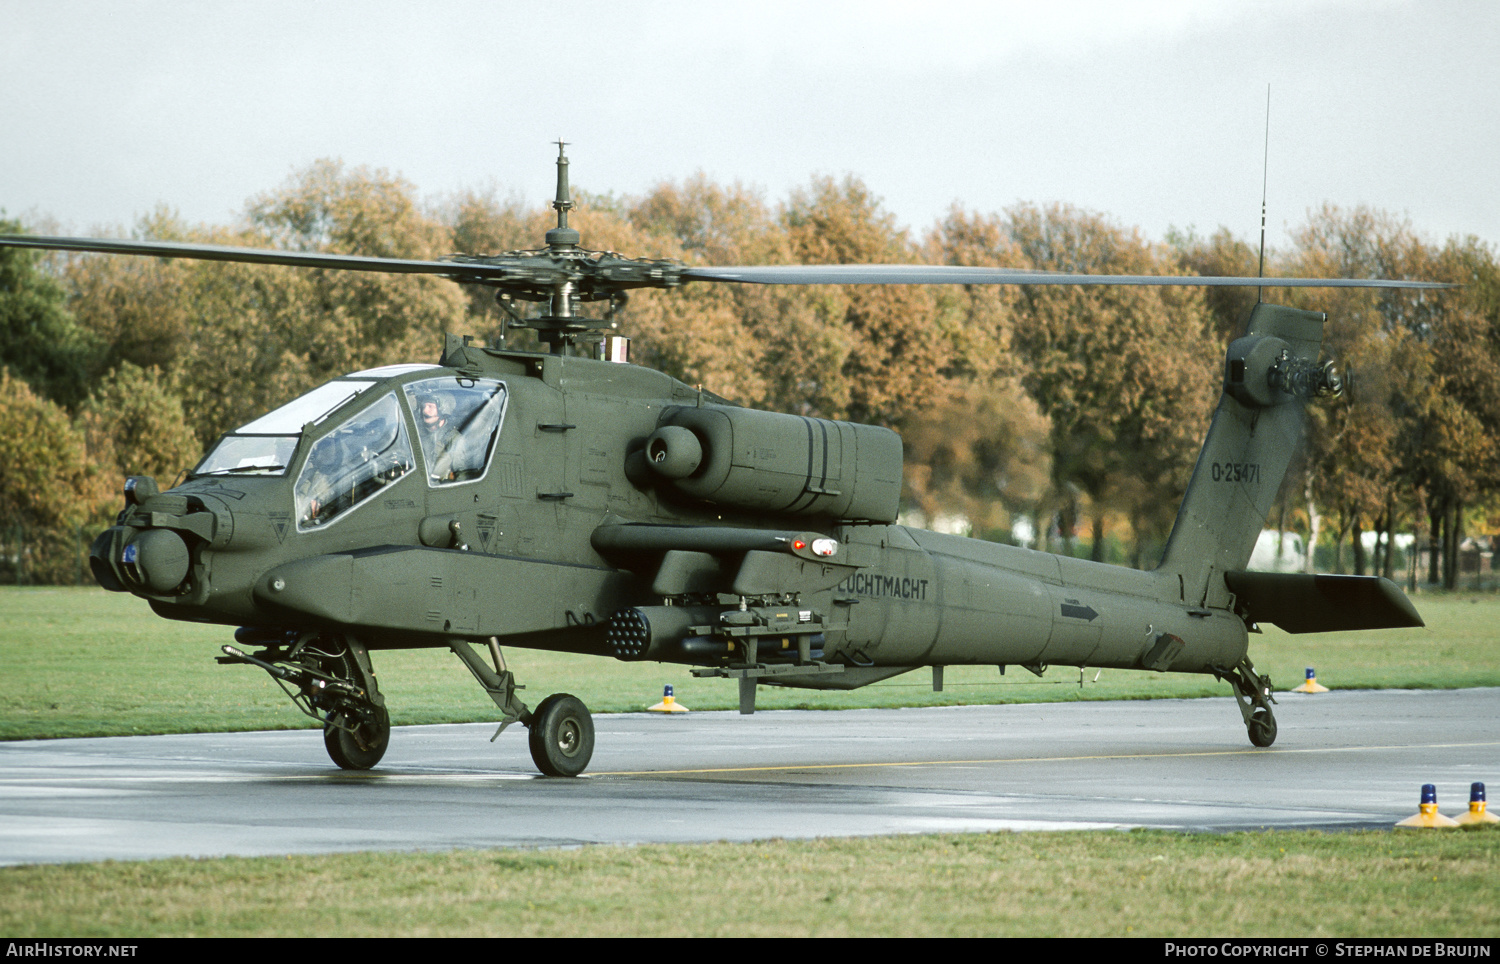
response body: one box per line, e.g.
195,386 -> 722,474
643,405 -> 903,523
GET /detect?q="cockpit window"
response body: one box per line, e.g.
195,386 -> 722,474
193,435 -> 299,477
402,377 -> 508,486
295,393 -> 415,530
194,379 -> 379,478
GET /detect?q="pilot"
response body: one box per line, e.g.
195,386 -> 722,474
416,392 -> 464,481
297,437 -> 345,524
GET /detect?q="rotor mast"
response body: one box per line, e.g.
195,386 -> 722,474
546,140 -> 580,253
544,141 -> 580,326
489,140 -> 679,354
534,141 -> 584,350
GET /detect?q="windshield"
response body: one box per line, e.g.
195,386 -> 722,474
193,378 -> 380,478
193,435 -> 298,477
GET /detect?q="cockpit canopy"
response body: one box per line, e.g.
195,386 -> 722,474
193,364 -> 439,479
191,365 -> 509,531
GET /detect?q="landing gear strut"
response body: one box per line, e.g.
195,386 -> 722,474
220,632 -> 390,770
449,639 -> 596,777
1218,656 -> 1278,748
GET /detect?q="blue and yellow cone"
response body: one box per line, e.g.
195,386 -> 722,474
648,684 -> 690,714
1454,782 -> 1499,826
1292,667 -> 1329,693
1396,784 -> 1460,828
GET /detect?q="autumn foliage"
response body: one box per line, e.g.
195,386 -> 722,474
3,165 -> 1497,585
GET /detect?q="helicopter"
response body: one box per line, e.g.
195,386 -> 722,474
0,145 -> 1437,777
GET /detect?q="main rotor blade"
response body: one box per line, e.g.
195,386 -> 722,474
0,235 -> 512,281
0,235 -> 1455,291
682,264 -> 1455,289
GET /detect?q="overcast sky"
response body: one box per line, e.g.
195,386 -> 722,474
3,0 -> 1495,256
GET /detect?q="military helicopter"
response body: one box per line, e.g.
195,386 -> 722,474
0,145 -> 1437,777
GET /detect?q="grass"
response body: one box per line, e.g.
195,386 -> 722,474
1,828 -> 1496,937
3,587 -> 1497,937
2,587 -> 1497,740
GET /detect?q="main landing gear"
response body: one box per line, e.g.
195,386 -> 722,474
223,633 -> 596,776
324,705 -> 392,769
449,639 -> 596,777
1218,656 -> 1279,748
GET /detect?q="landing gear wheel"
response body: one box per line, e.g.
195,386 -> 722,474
1220,656 -> 1279,749
324,706 -> 391,770
528,694 -> 594,777
1247,706 -> 1278,748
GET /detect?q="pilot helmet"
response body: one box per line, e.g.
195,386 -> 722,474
417,391 -> 453,419
310,436 -> 342,469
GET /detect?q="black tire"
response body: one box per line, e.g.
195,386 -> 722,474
1247,706 -> 1277,748
324,706 -> 391,770
528,694 -> 594,777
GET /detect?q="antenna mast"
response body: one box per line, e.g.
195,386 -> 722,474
1257,84 -> 1270,303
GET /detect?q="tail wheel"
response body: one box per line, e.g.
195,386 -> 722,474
324,706 -> 391,770
1247,706 -> 1278,748
528,694 -> 594,777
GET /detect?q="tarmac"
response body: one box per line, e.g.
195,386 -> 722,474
1,688 -> 1495,864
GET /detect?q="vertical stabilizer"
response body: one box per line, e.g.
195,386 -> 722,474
1158,302 -> 1329,606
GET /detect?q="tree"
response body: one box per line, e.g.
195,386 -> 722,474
575,188 -> 770,406
900,378 -> 1051,540
1005,204 -> 1218,564
63,206 -> 197,379
442,186 -> 543,347
920,207 -> 1051,540
0,217 -> 99,410
1286,205 -> 1500,587
629,176 -> 818,412
240,159 -> 472,380
1415,236 -> 1500,586
782,176 -> 950,429
1167,225 -> 1261,343
66,162 -> 476,445
78,362 -> 203,487
0,371 -> 113,582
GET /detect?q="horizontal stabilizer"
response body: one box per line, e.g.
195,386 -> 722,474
1224,571 -> 1424,634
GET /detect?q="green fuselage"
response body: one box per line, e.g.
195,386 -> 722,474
98,341 -> 1244,684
